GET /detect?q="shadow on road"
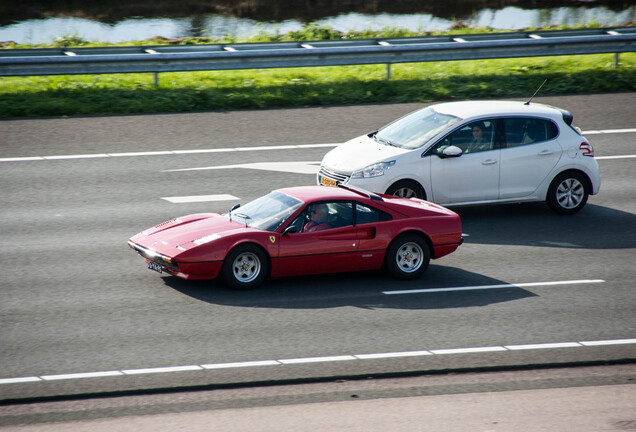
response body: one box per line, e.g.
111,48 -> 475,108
159,202 -> 633,308
455,203 -> 636,249
163,265 -> 537,310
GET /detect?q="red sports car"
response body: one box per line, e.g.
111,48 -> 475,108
128,185 -> 463,289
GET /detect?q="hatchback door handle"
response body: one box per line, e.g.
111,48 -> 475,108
482,159 -> 497,165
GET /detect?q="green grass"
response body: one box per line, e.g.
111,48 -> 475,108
1,24 -> 634,118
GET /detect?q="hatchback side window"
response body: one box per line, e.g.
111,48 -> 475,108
428,120 -> 496,155
504,118 -> 558,148
454,120 -> 495,154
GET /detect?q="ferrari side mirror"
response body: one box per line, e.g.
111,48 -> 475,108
282,225 -> 298,236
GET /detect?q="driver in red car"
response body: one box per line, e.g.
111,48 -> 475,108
304,203 -> 331,232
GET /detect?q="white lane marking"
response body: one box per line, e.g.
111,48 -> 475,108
596,155 -> 636,160
505,342 -> 581,350
430,346 -> 508,355
121,365 -> 203,375
202,360 -> 280,369
580,338 -> 636,346
0,143 -> 340,162
382,279 -> 605,295
278,355 -> 357,364
165,161 -> 320,175
0,376 -> 41,384
1,338 -> 634,385
1,127 -> 635,162
41,371 -> 124,381
584,128 -> 636,134
161,194 -> 239,203
354,350 -> 433,360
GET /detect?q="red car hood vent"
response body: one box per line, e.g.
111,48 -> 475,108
142,213 -> 244,247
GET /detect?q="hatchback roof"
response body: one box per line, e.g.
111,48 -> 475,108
432,100 -> 564,120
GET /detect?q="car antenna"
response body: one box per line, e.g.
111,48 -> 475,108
525,79 -> 547,105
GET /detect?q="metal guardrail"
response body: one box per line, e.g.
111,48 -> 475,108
1,27 -> 635,81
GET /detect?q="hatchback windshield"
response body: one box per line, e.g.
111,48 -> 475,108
225,191 -> 303,232
375,107 -> 462,149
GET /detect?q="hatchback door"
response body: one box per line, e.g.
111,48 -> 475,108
428,119 -> 501,204
498,118 -> 563,199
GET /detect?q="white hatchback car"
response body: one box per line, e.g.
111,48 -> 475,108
318,101 -> 600,214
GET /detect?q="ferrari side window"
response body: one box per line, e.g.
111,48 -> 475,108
355,203 -> 392,224
326,202 -> 354,229
302,201 -> 353,233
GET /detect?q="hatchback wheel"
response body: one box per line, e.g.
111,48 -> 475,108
546,171 -> 589,215
386,180 -> 425,200
222,244 -> 269,290
385,234 -> 430,279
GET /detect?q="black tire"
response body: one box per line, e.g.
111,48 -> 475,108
546,171 -> 589,215
386,180 -> 426,200
221,244 -> 269,290
385,233 -> 430,280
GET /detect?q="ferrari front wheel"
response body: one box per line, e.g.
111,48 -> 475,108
222,244 -> 269,290
385,233 -> 430,280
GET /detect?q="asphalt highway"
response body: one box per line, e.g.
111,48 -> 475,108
1,93 -> 635,419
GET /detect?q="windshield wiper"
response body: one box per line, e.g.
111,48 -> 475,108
233,213 -> 251,228
374,133 -> 397,147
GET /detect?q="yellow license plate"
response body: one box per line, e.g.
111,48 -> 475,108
320,176 -> 337,186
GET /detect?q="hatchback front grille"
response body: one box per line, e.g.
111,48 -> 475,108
318,167 -> 350,184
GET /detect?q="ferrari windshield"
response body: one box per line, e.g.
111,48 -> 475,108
225,191 -> 303,232
375,107 -> 462,149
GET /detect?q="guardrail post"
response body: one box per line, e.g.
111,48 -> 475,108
386,63 -> 391,80
613,53 -> 620,67
154,72 -> 159,88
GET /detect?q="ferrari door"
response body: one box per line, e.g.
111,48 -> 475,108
276,202 -> 358,277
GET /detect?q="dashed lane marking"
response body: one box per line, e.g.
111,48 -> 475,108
161,194 -> 239,203
2,128 -> 636,162
0,143 -> 339,162
1,337 -> 634,385
382,279 -> 605,295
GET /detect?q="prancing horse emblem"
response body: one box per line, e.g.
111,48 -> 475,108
269,236 -> 276,243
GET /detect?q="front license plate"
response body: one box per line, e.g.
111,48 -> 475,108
320,176 -> 337,186
147,261 -> 163,273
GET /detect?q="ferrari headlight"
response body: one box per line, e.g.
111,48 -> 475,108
351,161 -> 395,179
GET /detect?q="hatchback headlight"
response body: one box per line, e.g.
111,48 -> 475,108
351,161 -> 395,179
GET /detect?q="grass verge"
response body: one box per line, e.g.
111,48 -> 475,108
1,25 -> 634,118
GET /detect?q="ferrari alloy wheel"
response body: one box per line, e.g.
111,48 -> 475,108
386,180 -> 425,200
385,233 -> 430,280
222,244 -> 269,290
547,171 -> 589,215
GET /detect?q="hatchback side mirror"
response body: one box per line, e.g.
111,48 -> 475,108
438,145 -> 463,158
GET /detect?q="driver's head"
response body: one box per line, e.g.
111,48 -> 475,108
310,203 -> 328,221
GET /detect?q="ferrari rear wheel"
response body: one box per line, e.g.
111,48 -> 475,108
222,244 -> 269,290
385,233 -> 430,280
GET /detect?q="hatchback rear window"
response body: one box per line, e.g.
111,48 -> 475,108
503,118 -> 558,147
